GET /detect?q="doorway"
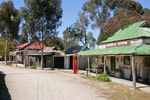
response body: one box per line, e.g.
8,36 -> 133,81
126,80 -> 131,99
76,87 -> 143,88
110,57 -> 116,71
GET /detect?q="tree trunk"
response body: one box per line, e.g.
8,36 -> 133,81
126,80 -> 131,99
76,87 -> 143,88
41,30 -> 44,69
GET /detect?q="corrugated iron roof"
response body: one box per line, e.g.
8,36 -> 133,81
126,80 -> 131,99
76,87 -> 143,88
65,46 -> 88,54
16,42 -> 29,49
25,41 -> 47,50
102,21 -> 150,43
78,44 -> 150,56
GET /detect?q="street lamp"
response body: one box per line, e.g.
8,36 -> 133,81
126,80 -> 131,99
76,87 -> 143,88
4,15 -> 14,65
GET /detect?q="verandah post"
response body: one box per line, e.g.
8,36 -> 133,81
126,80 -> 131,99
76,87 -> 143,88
104,56 -> 106,73
132,55 -> 136,89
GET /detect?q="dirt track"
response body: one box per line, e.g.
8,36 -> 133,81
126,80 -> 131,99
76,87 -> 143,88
0,63 -> 107,100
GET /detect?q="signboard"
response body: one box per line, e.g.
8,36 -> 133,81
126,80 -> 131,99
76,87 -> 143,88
106,40 -> 130,48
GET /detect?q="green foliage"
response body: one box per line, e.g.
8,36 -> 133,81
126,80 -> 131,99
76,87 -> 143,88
0,39 -> 16,56
63,11 -> 96,49
97,8 -> 150,44
97,73 -> 111,82
63,30 -> 79,51
105,0 -> 143,14
21,0 -> 63,42
30,65 -> 37,69
0,1 -> 21,41
82,0 -> 110,29
82,0 -> 150,44
44,37 -> 64,51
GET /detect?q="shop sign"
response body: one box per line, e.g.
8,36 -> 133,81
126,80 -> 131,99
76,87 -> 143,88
106,40 -> 130,48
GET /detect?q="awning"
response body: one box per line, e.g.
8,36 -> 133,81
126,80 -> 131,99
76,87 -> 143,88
78,44 -> 150,56
28,53 -> 53,56
9,50 -> 25,56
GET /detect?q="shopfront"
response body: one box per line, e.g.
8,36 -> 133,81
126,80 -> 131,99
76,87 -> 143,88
78,21 -> 150,88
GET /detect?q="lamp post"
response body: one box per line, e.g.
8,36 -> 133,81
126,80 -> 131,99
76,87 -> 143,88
4,15 -> 14,65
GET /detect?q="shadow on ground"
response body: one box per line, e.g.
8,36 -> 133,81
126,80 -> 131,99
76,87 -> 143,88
0,71 -> 11,100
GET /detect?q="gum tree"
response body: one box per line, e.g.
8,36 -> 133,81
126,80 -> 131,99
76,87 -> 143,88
21,0 -> 63,68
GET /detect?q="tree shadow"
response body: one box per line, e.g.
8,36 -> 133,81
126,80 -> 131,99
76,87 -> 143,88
0,71 -> 11,100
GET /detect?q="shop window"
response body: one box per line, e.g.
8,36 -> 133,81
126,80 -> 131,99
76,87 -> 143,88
124,56 -> 130,65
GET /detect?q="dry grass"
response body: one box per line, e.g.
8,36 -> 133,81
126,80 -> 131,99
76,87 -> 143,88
81,74 -> 150,100
108,82 -> 150,100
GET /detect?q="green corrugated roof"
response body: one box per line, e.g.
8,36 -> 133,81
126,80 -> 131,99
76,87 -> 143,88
102,21 -> 150,43
78,44 -> 150,56
135,44 -> 150,55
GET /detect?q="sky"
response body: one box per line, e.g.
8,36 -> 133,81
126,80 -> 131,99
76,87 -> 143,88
0,0 -> 150,42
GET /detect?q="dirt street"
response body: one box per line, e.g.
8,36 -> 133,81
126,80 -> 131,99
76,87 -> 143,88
0,63 -> 107,100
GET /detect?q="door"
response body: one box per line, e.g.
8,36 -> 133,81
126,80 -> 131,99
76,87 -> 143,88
110,57 -> 116,71
46,56 -> 53,68
54,57 -> 64,68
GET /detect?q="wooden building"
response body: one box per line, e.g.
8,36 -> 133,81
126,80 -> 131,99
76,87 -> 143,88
78,21 -> 150,88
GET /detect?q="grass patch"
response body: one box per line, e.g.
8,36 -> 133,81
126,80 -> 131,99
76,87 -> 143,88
97,73 -> 111,82
30,65 -> 37,69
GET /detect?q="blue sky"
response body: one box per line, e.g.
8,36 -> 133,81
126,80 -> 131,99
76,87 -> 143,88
0,0 -> 150,41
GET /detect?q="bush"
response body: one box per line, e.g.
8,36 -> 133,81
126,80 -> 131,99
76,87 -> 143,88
30,65 -> 37,69
97,73 -> 111,82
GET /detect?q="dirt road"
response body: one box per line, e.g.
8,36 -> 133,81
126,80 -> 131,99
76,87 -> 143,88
0,63 -> 107,100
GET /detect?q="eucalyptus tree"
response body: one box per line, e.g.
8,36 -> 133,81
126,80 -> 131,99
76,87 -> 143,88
82,0 -> 148,44
21,0 -> 62,68
63,30 -> 79,51
0,1 -> 21,64
0,1 -> 21,41
44,36 -> 64,51
82,0 -> 110,29
64,11 -> 96,48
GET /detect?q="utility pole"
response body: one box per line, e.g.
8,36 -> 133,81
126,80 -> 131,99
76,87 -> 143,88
4,28 -> 8,65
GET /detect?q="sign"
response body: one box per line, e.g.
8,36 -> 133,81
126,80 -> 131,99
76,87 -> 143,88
106,40 -> 130,48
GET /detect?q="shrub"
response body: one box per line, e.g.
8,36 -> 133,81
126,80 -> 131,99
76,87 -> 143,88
30,65 -> 37,69
97,73 -> 111,82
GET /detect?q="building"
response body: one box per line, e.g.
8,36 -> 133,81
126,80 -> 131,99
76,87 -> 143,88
30,47 -> 64,68
9,41 -> 47,67
64,46 -> 89,70
78,21 -> 150,86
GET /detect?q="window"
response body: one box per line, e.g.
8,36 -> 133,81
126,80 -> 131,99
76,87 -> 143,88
124,56 -> 130,65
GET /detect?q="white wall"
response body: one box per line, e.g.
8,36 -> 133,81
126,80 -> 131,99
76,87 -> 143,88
64,56 -> 70,69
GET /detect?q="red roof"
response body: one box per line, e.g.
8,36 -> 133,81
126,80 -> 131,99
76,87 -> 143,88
16,42 -> 29,49
25,41 -> 47,50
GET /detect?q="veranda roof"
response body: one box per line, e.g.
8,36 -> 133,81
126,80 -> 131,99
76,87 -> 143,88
78,44 -> 150,56
28,47 -> 65,56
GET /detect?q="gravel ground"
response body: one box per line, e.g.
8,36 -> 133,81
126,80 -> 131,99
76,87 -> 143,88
0,63 -> 108,100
